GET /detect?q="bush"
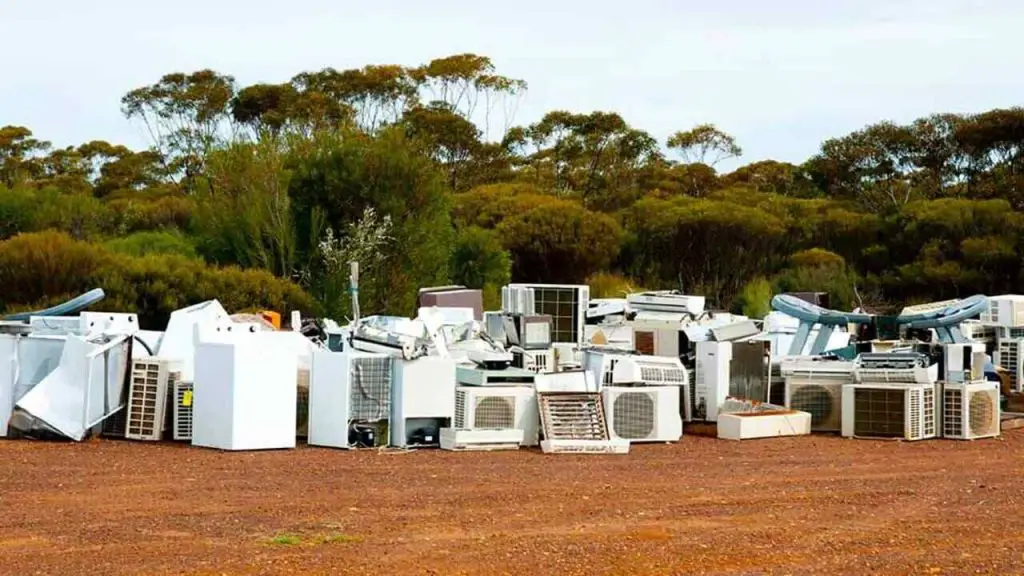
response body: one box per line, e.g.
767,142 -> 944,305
0,231 -> 319,328
586,272 -> 642,299
733,276 -> 773,318
449,226 -> 511,309
104,230 -> 199,258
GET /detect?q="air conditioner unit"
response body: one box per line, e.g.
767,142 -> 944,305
626,291 -> 706,315
552,343 -> 583,371
171,380 -> 193,441
511,348 -> 555,374
780,357 -> 857,379
841,383 -> 938,441
941,380 -> 1000,440
602,386 -> 682,442
994,326 -> 1024,341
504,284 -> 589,346
855,364 -> 938,385
125,358 -> 178,441
80,312 -> 140,336
942,343 -> 986,384
981,295 -> 1024,328
611,355 -> 688,387
694,340 -> 730,421
390,357 -> 456,448
535,382 -> 628,454
785,379 -> 844,432
439,427 -> 524,451
502,314 -> 552,350
453,385 -> 539,446
995,339 -> 1024,392
308,350 -> 393,449
456,365 -> 536,387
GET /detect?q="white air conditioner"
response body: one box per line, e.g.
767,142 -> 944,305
941,381 -> 1000,440
995,339 -> 1024,392
439,428 -> 523,451
308,350 -> 393,449
552,342 -> 583,371
171,380 -> 193,441
785,379 -> 843,432
602,386 -> 682,442
960,320 -> 997,345
390,356 -> 456,448
626,291 -> 706,315
612,355 -> 688,387
981,295 -> 1024,328
855,364 -> 938,385
943,343 -> 986,384
841,383 -> 937,441
454,385 -> 539,446
780,357 -> 857,379
694,340 -> 730,421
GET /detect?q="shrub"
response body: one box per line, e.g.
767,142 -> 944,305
104,230 -> 199,258
733,276 -> 773,318
449,226 -> 511,309
586,272 -> 642,299
0,231 -> 318,328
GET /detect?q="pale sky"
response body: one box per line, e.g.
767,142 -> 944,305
2,0 -> 1021,170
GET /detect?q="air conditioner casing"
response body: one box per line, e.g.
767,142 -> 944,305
785,378 -> 844,432
125,358 -> 179,441
602,385 -> 682,442
439,427 -> 523,451
941,380 -> 1000,440
841,382 -> 938,441
454,385 -> 539,446
995,339 -> 1024,392
511,348 -> 555,374
504,284 -> 589,347
694,340 -> 731,421
942,342 -> 986,384
981,295 -> 1024,328
611,355 -> 688,387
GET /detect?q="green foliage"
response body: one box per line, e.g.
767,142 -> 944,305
450,226 -> 511,309
772,249 -> 859,311
104,230 -> 198,259
497,202 -> 622,284
733,277 -> 773,318
0,231 -> 318,328
586,272 -> 642,299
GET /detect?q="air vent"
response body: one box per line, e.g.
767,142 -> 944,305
611,391 -> 655,439
474,396 -> 516,429
172,380 -> 193,441
787,382 -> 842,431
126,359 -> 174,441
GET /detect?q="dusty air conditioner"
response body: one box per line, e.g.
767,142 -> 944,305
611,355 -> 688,387
995,339 -> 1024,392
785,379 -> 844,432
942,342 -> 986,384
855,353 -> 938,385
502,314 -> 552,350
981,295 -> 1024,328
693,340 -> 730,421
841,383 -> 937,441
941,380 -> 1000,440
504,284 -> 590,347
602,386 -> 682,442
125,358 -> 178,441
511,348 -> 555,374
389,357 -> 456,448
453,385 -> 539,446
626,291 -> 706,315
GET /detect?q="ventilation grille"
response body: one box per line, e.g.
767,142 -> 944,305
853,387 -> 906,438
454,388 -> 467,428
604,358 -> 619,385
126,360 -> 172,441
944,387 -> 965,437
539,393 -> 608,441
101,406 -> 127,438
533,287 -> 581,344
969,389 -> 998,437
788,382 -> 841,431
998,340 -> 1021,390
611,391 -> 656,439
639,364 -> 686,384
172,380 -> 193,441
350,356 -> 392,421
533,352 -> 549,372
474,395 -> 516,428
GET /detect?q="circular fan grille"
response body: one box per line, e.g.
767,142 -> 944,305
474,396 -> 515,429
612,392 -> 655,439
790,385 -> 834,427
968,390 -> 995,437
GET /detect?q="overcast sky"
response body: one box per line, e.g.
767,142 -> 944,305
2,0 -> 1020,169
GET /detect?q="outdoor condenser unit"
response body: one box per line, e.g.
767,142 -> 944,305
390,356 -> 456,448
995,339 -> 1024,392
309,350 -> 393,449
602,385 -> 682,443
841,382 -> 938,441
781,357 -> 855,433
125,358 -> 179,441
453,385 -> 539,446
980,295 -> 1024,328
940,380 -> 1000,440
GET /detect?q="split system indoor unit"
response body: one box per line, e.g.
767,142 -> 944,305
980,295 -> 1024,328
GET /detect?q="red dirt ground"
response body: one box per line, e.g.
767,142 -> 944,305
2,431 -> 1024,575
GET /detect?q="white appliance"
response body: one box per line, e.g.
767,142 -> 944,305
535,373 -> 628,454
630,311 -> 688,357
191,332 -> 298,451
602,385 -> 682,442
841,383 -> 938,441
503,284 -> 590,346
626,291 -> 706,315
995,339 -> 1024,392
502,314 -> 552,350
439,428 -> 524,451
453,385 -> 539,446
171,380 -> 194,441
612,355 -> 688,387
717,410 -> 812,440
781,357 -> 855,432
940,380 -> 1000,440
125,358 -> 180,441
511,348 -> 555,374
156,300 -> 230,383
855,363 -> 938,385
390,356 -> 456,448
308,350 -> 392,449
943,343 -> 986,384
981,295 -> 1024,328
0,333 -> 69,437
456,365 -> 536,387
80,312 -> 140,336
694,340 -> 730,421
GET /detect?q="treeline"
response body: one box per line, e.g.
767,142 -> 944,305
1,53 -> 1022,326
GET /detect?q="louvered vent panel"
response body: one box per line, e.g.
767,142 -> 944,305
473,396 -> 516,429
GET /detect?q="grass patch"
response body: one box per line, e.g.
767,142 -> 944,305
269,533 -> 302,546
315,533 -> 361,545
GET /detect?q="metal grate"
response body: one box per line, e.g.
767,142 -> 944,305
853,387 -> 906,438
538,393 -> 609,441
921,387 -> 935,438
968,389 -> 997,437
789,382 -> 841,431
533,287 -> 581,345
532,351 -> 549,373
998,340 -> 1022,391
172,379 -> 193,441
474,396 -> 516,428
635,331 -> 655,355
611,391 -> 655,439
349,356 -> 391,421
102,406 -> 127,438
944,387 -> 964,437
639,364 -> 686,384
454,388 -> 467,428
126,359 -> 171,441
